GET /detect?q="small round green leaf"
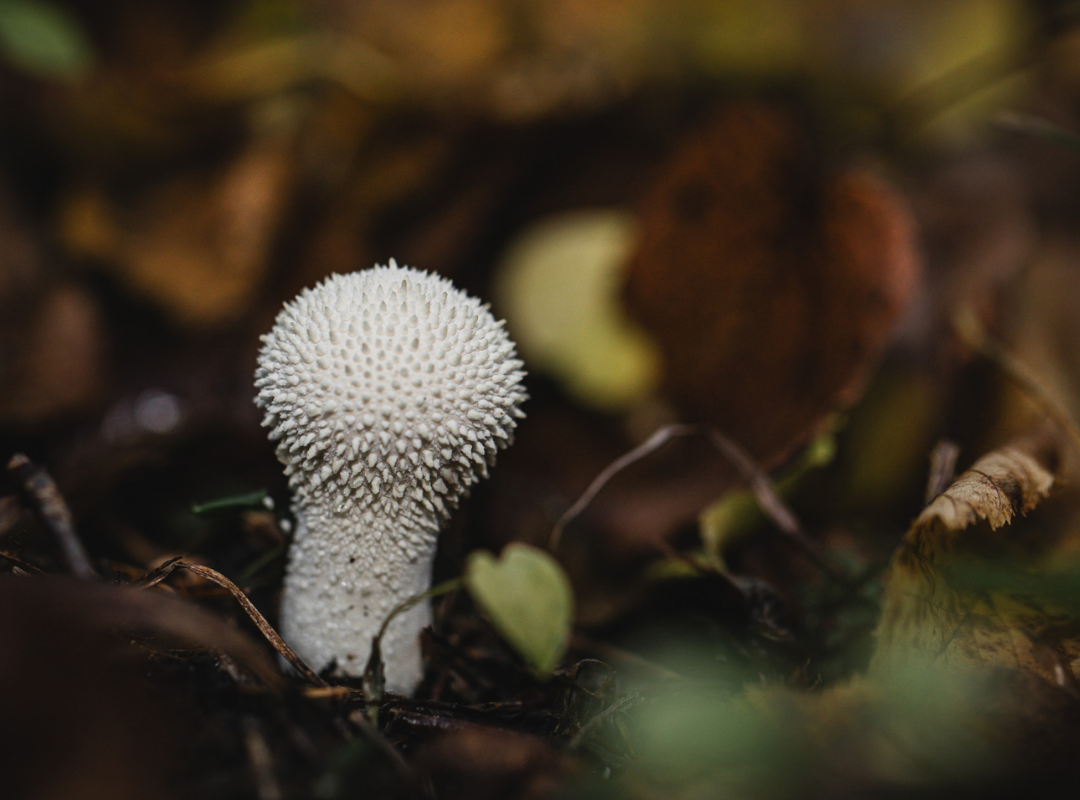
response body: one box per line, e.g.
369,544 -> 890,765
464,543 -> 573,678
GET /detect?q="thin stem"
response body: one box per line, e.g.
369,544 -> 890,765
549,424 -> 842,581
953,305 -> 1080,458
136,557 -> 327,688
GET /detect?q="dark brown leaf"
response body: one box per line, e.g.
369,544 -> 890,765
624,102 -> 920,466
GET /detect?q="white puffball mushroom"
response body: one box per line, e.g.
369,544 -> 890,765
255,260 -> 527,694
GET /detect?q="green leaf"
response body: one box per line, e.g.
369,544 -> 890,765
464,543 -> 573,678
191,489 -> 271,516
699,428 -> 836,564
0,0 -> 93,81
699,489 -> 762,567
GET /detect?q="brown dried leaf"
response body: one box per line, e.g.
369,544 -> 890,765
61,133 -> 295,328
624,102 -> 920,466
918,447 -> 1052,532
871,433 -> 1071,682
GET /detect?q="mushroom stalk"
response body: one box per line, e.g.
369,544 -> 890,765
255,262 -> 526,694
280,487 -> 439,691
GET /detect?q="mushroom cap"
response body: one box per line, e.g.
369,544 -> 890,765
255,262 -> 527,523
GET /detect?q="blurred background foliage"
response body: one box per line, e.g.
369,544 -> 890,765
5,1 -> 1080,798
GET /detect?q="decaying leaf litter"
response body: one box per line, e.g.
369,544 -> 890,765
6,1 -> 1080,798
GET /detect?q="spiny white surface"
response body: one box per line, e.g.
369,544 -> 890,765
255,261 -> 526,693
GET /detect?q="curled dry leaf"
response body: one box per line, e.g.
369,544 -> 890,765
871,431 -> 1074,684
623,102 -> 920,466
915,446 -> 1053,532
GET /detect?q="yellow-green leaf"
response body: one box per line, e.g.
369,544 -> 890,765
493,209 -> 660,411
464,543 -> 573,678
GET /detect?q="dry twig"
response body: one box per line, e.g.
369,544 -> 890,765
0,550 -> 45,575
549,424 -> 838,578
135,557 -> 327,688
7,454 -> 96,579
926,439 -> 961,504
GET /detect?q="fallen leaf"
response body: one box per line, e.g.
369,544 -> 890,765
623,101 -> 920,466
871,431 -> 1078,684
494,209 -> 660,411
61,131 -> 295,328
464,543 -> 574,678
